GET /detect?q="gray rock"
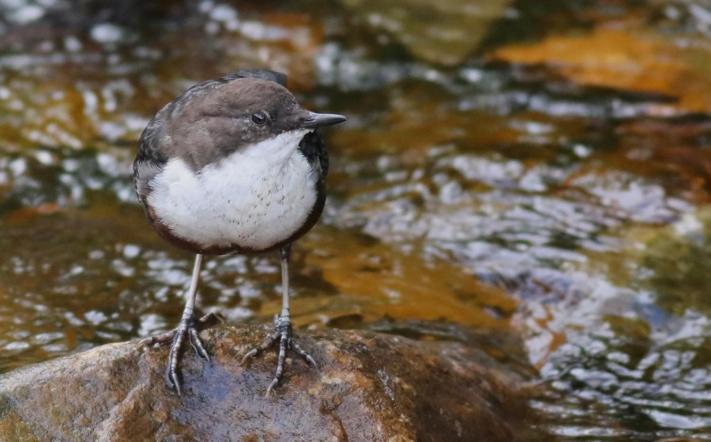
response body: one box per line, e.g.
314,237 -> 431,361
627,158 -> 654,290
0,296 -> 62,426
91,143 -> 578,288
0,325 -> 536,441
341,0 -> 513,66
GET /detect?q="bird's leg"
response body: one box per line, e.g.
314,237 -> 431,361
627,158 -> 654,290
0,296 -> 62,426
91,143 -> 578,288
241,244 -> 317,396
142,310 -> 222,346
141,254 -> 212,396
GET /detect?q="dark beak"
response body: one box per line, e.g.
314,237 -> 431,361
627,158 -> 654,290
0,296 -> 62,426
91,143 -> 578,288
302,112 -> 347,128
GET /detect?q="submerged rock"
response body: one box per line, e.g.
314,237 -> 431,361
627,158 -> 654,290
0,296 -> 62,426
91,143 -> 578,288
0,324 -> 535,441
341,0 -> 512,66
491,26 -> 711,114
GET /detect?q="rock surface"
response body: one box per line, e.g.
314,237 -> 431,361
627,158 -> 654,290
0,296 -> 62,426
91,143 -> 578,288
0,325 -> 535,441
340,0 -> 512,66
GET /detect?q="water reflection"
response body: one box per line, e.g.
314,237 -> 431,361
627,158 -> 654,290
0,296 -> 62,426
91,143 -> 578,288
0,0 -> 710,440
537,311 -> 711,438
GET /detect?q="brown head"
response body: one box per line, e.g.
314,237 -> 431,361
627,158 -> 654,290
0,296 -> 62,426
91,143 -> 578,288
140,70 -> 345,171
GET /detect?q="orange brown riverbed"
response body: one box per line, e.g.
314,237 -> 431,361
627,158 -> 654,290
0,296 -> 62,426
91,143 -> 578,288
0,1 -> 710,440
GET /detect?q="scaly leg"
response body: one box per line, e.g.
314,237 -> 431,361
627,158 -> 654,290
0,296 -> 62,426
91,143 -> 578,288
141,254 -> 212,396
241,244 -> 317,396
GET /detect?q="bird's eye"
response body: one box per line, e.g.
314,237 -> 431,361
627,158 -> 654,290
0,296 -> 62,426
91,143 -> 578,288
251,111 -> 269,125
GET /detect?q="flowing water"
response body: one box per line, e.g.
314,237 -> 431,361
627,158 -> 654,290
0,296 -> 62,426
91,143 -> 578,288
0,0 -> 710,439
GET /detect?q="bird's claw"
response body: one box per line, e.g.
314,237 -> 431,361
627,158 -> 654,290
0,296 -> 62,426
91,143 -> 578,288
241,314 -> 317,397
141,312 -> 222,396
165,317 -> 211,396
140,312 -> 222,348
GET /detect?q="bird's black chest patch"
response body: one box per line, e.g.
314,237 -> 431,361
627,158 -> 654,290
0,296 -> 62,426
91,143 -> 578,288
298,130 -> 329,179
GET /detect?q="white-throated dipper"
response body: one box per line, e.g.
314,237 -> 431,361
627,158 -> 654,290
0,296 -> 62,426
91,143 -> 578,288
133,69 -> 346,395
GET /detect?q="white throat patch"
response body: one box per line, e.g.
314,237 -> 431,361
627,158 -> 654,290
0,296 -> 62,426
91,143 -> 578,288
147,129 -> 319,251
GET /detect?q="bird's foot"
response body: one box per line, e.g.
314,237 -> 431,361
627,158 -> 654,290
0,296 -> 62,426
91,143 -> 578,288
241,314 -> 317,397
141,312 -> 222,395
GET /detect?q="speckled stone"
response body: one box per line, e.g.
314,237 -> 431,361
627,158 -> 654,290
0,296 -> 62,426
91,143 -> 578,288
0,325 -> 535,441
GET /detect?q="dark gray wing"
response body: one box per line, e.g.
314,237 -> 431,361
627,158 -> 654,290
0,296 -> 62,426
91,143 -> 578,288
133,111 -> 169,204
224,69 -> 288,86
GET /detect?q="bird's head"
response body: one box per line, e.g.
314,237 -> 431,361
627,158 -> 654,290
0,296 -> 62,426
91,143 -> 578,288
162,71 -> 346,167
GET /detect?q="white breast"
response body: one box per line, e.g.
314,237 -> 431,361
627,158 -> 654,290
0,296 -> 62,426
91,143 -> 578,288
147,129 -> 319,251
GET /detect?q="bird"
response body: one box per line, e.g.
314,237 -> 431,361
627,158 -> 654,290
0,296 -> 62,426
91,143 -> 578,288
132,68 -> 346,396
